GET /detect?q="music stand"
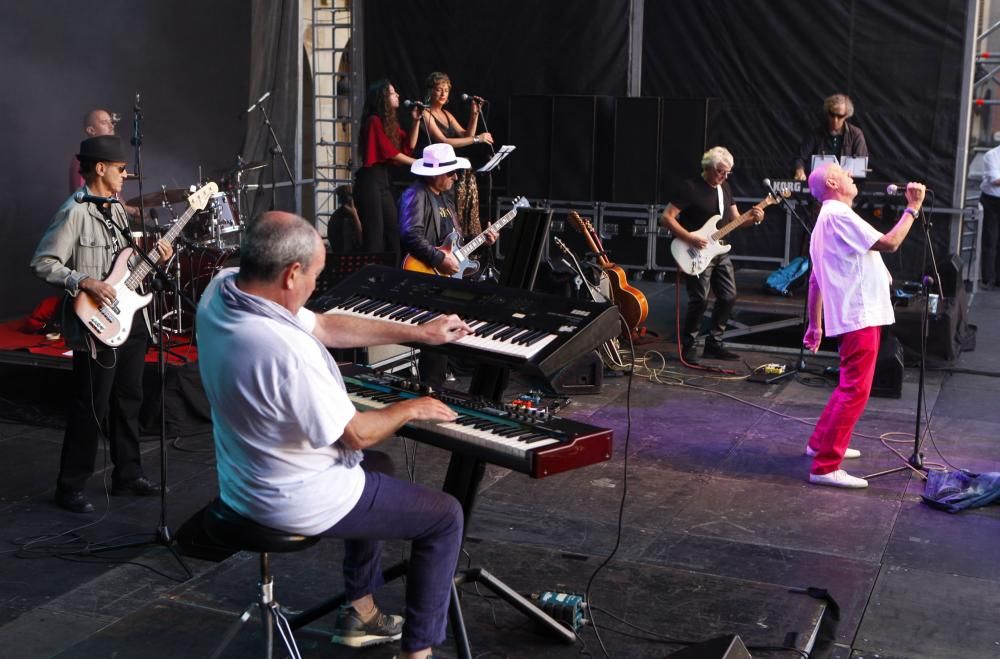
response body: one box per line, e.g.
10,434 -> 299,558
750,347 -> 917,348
477,144 -> 515,173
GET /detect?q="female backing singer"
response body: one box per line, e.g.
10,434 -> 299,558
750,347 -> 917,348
354,79 -> 421,265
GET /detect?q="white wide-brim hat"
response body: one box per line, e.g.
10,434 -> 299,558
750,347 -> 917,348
411,143 -> 471,176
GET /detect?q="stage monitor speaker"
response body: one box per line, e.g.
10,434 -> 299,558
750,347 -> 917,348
934,252 -> 965,298
550,95 -> 597,201
545,350 -> 603,394
508,95 -> 553,200
666,634 -> 752,658
612,97 -> 661,203
872,333 -> 904,399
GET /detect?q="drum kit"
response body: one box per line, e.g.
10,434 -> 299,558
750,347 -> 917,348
125,158 -> 268,335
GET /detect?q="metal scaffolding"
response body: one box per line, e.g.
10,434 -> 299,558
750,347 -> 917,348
309,0 -> 362,226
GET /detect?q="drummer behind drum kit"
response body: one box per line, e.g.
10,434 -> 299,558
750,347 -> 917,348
125,158 -> 269,335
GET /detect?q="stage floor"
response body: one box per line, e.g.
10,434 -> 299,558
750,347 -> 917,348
0,281 -> 998,658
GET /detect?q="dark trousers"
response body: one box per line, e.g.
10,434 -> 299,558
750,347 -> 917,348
355,164 -> 401,266
682,253 -> 737,346
321,455 -> 464,653
980,193 -> 1000,285
58,320 -> 148,492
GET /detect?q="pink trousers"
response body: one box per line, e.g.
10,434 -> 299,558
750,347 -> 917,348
807,326 -> 881,475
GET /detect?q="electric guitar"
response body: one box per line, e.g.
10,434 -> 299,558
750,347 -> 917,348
670,191 -> 786,276
402,196 -> 530,278
567,211 -> 649,337
74,182 -> 218,347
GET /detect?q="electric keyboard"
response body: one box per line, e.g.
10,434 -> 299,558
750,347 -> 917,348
342,367 -> 613,478
311,265 -> 621,378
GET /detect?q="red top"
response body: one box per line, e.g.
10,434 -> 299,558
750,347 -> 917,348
362,115 -> 410,167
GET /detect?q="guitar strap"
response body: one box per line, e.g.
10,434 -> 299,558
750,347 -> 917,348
97,206 -> 125,255
716,184 -> 725,217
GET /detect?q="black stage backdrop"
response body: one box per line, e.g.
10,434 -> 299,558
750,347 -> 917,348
364,0 -> 967,279
363,0 -> 629,175
0,1 -> 250,318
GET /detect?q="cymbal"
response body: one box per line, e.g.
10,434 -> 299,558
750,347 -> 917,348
125,188 -> 189,206
237,159 -> 269,172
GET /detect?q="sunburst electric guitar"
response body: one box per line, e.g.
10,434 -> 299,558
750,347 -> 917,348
74,182 -> 217,347
402,196 -> 529,278
670,191 -> 786,276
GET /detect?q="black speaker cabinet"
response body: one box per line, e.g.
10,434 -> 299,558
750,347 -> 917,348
612,97 -> 662,204
508,95 -> 553,199
550,95 -> 597,201
546,350 -> 603,394
872,333 -> 904,399
659,98 -> 720,205
666,634 -> 752,658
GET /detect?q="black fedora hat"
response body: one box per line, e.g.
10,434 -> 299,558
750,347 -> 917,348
77,135 -> 126,163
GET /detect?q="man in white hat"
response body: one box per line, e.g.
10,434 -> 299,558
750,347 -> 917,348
399,143 -> 496,384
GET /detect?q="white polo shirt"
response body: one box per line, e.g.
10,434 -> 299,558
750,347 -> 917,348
197,270 -> 362,536
809,199 -> 895,337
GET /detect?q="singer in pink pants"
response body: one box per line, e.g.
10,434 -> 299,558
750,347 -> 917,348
803,162 -> 925,488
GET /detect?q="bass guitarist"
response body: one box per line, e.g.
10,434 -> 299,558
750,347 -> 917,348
660,146 -> 763,364
398,143 -> 496,384
30,135 -> 171,513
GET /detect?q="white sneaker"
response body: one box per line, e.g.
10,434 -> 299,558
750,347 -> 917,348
805,445 -> 861,459
808,469 -> 869,489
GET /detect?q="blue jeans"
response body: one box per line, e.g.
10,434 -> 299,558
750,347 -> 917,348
321,453 -> 463,652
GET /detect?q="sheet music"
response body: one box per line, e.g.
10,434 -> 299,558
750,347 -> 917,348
478,144 -> 516,173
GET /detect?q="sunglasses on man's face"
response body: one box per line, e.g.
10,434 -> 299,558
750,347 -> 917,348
828,111 -> 847,120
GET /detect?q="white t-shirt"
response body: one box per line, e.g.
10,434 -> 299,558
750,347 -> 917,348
196,270 -> 362,535
809,199 -> 895,337
982,145 -> 1000,197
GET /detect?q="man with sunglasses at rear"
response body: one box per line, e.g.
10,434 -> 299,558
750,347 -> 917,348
793,93 -> 869,182
31,135 -> 172,513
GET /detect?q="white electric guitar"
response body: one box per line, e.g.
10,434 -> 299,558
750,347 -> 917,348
74,182 -> 218,347
670,191 -> 786,276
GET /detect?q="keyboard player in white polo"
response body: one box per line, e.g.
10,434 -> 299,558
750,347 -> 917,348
196,211 -> 471,657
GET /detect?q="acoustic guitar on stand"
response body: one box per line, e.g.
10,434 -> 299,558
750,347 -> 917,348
74,182 -> 218,347
403,196 -> 530,279
567,211 -> 649,338
670,191 -> 786,276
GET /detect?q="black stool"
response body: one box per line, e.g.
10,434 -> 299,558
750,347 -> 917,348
203,498 -> 321,659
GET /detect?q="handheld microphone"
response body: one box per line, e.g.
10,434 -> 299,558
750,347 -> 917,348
403,99 -> 427,109
74,191 -> 120,205
243,90 -> 271,116
460,93 -> 487,104
885,183 -> 931,195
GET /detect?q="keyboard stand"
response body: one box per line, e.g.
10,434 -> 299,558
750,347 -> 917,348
288,365 -> 576,657
442,452 -> 576,657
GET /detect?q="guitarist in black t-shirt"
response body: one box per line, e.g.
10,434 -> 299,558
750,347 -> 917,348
660,147 -> 763,364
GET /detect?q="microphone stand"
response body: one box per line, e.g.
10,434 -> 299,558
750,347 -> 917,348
254,94 -> 294,211
88,97 -> 192,578
473,101 -> 500,282
865,203 -> 941,482
766,185 -> 825,382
